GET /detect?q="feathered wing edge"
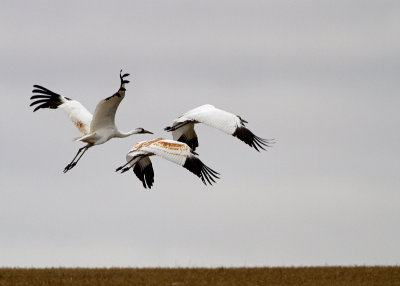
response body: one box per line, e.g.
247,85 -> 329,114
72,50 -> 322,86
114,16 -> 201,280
104,70 -> 130,101
232,126 -> 274,152
183,155 -> 220,185
30,85 -> 69,111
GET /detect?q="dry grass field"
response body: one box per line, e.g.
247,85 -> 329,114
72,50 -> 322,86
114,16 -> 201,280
0,266 -> 399,286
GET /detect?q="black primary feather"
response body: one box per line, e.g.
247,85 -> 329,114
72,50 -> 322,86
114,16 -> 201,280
133,160 -> 155,189
232,126 -> 273,152
105,70 -> 130,101
30,85 -> 68,112
183,156 -> 220,186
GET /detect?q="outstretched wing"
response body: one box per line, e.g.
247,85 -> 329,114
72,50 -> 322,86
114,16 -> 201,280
90,70 -> 130,132
165,104 -> 273,151
30,85 -> 92,135
130,138 -> 219,186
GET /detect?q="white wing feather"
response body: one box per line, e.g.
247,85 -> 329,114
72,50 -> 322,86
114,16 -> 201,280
173,104 -> 241,135
58,100 -> 92,135
90,89 -> 125,132
90,72 -> 129,132
127,138 -> 191,167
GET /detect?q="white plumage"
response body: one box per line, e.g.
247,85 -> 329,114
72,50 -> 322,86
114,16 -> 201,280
30,70 -> 152,173
116,138 -> 220,188
165,104 -> 273,151
57,98 -> 92,135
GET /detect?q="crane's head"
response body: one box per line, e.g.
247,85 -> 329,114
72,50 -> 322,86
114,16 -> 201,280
135,128 -> 153,134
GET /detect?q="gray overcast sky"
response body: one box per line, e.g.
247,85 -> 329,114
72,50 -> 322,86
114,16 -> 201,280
1,0 -> 399,267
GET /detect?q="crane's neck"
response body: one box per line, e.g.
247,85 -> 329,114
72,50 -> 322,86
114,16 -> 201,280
116,129 -> 142,138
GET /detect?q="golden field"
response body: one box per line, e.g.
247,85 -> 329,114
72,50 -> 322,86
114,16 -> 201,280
0,266 -> 399,286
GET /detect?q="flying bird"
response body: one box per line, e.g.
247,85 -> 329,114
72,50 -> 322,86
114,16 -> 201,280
164,104 -> 273,151
30,70 -> 153,173
115,138 -> 220,189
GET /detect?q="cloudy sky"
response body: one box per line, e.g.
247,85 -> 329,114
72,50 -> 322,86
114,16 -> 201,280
1,0 -> 399,267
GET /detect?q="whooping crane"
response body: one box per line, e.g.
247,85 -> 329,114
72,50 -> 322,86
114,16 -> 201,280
115,138 -> 220,188
164,104 -> 274,151
30,70 -> 153,173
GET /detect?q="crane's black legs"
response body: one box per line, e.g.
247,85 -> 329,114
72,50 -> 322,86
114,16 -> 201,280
164,120 -> 193,132
63,144 -> 92,173
115,157 -> 136,173
115,155 -> 145,173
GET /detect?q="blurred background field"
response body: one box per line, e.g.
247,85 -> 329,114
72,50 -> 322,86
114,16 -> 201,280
0,266 -> 399,286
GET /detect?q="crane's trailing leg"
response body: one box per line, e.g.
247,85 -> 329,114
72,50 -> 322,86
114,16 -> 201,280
120,167 -> 132,173
115,157 -> 136,173
63,144 -> 92,173
164,120 -> 192,132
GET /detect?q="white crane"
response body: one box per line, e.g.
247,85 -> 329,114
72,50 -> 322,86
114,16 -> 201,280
115,138 -> 220,188
30,70 -> 153,173
164,104 -> 273,151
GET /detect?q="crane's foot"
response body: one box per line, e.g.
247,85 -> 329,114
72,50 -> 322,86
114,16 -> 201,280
63,165 -> 70,173
63,162 -> 76,173
121,167 -> 130,173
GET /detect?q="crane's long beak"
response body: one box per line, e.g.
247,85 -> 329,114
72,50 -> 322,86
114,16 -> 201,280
142,129 -> 153,134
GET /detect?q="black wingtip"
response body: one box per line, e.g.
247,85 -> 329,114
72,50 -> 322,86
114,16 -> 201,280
33,84 -> 46,89
30,84 -> 65,112
30,94 -> 50,100
183,156 -> 220,186
232,126 -> 274,151
133,161 -> 155,189
120,70 -> 130,79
